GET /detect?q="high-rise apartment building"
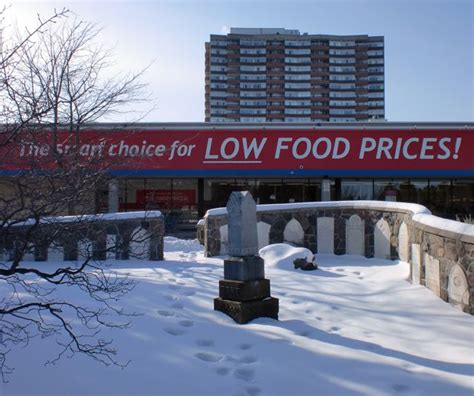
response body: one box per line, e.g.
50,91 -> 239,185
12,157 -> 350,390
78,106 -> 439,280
205,28 -> 384,123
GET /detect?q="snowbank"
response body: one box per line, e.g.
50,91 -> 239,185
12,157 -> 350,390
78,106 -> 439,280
259,243 -> 314,270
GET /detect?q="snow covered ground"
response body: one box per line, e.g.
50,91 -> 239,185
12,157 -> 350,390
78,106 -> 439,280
2,237 -> 473,396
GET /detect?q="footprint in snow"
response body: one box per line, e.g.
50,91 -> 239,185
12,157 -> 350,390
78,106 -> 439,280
196,339 -> 214,347
234,367 -> 255,382
352,271 -> 361,275
215,367 -> 230,376
329,326 -> 341,332
180,290 -> 196,296
237,343 -> 253,351
157,310 -> 174,317
171,301 -> 184,309
298,330 -> 312,337
194,352 -> 222,363
164,294 -> 178,302
335,268 -> 345,272
237,355 -> 258,364
178,319 -> 194,328
163,327 -> 186,336
392,384 -> 411,393
167,278 -> 177,283
245,386 -> 262,396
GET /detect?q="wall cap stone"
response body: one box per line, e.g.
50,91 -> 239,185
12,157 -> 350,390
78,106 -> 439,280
411,214 -> 474,244
205,201 -> 430,218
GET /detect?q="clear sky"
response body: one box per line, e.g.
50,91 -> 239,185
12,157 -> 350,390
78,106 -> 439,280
5,0 -> 474,122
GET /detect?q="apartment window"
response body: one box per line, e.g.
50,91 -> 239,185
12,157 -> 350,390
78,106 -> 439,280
240,65 -> 266,72
329,49 -> 355,56
240,108 -> 266,115
240,83 -> 267,89
211,57 -> 227,64
210,83 -> 228,89
241,91 -> 266,98
284,65 -> 311,72
210,91 -> 228,98
285,57 -> 311,64
285,108 -> 311,115
330,108 -> 356,115
285,91 -> 311,98
368,101 -> 384,107
240,117 -> 266,122
329,74 -> 356,81
284,48 -> 311,55
240,100 -> 267,106
240,48 -> 266,55
329,41 -> 355,47
285,40 -> 311,47
329,83 -> 356,89
284,82 -> 311,89
285,100 -> 311,106
240,74 -> 266,81
210,65 -> 227,72
285,74 -> 310,81
368,50 -> 384,56
240,57 -> 266,64
368,59 -> 384,65
210,48 -> 228,55
284,117 -> 311,122
240,39 -> 266,46
329,58 -> 355,64
330,100 -> 356,107
368,67 -> 384,73
368,84 -> 384,90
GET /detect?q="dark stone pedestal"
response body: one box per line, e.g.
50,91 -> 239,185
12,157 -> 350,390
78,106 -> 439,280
214,297 -> 279,324
224,255 -> 264,281
215,255 -> 279,324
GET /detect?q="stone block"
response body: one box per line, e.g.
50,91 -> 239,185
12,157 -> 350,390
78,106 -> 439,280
218,279 -> 270,302
224,255 -> 265,281
227,191 -> 258,257
214,297 -> 279,324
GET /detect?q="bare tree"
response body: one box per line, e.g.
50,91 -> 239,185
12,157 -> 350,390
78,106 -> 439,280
0,8 -> 153,380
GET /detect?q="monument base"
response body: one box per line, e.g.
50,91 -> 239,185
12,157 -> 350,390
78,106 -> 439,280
214,297 -> 279,324
218,279 -> 270,301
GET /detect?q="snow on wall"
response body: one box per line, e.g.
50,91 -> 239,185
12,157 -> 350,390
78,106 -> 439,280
206,200 -> 430,217
10,210 -> 163,228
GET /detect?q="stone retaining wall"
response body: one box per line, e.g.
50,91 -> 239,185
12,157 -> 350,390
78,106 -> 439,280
203,201 -> 474,314
1,211 -> 164,262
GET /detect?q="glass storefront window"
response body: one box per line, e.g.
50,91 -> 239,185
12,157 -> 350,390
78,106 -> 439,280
452,179 -> 474,219
305,179 -> 321,202
374,179 -> 408,202
256,179 -> 283,204
235,179 -> 257,198
342,179 -> 373,200
410,179 -> 429,207
203,179 -> 236,210
429,180 -> 451,217
282,179 -> 308,203
172,179 -> 198,224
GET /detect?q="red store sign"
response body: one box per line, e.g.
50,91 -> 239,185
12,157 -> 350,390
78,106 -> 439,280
2,128 -> 473,176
